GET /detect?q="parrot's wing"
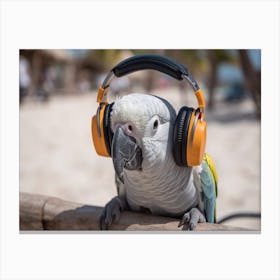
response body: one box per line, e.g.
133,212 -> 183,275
204,153 -> 218,197
200,153 -> 218,223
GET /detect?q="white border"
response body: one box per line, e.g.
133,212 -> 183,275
1,1 -> 279,279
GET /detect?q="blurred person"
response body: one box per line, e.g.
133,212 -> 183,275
19,55 -> 31,103
78,70 -> 91,93
36,69 -> 50,102
42,67 -> 56,95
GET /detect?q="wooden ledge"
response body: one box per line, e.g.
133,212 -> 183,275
20,192 -> 247,231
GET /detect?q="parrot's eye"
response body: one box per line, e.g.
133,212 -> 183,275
153,120 -> 159,130
128,124 -> 133,132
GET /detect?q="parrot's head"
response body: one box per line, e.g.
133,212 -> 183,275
110,93 -> 177,183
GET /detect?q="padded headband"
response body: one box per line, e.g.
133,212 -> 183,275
113,54 -> 189,80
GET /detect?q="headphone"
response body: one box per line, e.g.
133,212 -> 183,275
91,54 -> 207,167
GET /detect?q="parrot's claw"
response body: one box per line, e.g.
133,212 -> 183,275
178,208 -> 206,231
99,196 -> 125,230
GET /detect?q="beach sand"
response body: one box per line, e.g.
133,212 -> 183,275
20,88 -> 261,230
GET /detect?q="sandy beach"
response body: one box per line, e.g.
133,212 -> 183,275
20,88 -> 261,230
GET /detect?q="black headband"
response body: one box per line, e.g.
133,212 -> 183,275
102,54 -> 200,92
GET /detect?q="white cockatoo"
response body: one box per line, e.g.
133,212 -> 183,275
99,93 -> 217,230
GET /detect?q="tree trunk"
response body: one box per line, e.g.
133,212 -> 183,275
238,50 -> 261,119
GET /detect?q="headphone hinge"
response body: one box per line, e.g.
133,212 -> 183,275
182,74 -> 200,91
101,71 -> 115,89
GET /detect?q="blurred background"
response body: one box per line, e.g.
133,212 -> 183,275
19,49 -> 261,230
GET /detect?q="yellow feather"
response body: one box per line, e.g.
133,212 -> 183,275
203,153 -> 218,197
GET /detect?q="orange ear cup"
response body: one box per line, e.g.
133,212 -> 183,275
186,111 -> 207,166
91,104 -> 110,157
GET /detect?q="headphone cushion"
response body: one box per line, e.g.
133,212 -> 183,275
173,106 -> 194,166
103,102 -> 114,156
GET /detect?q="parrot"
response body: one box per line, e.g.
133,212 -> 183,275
99,93 -> 218,230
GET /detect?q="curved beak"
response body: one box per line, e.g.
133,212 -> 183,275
111,126 -> 143,184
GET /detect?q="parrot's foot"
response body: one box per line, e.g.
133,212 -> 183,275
178,208 -> 206,231
99,196 -> 126,230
